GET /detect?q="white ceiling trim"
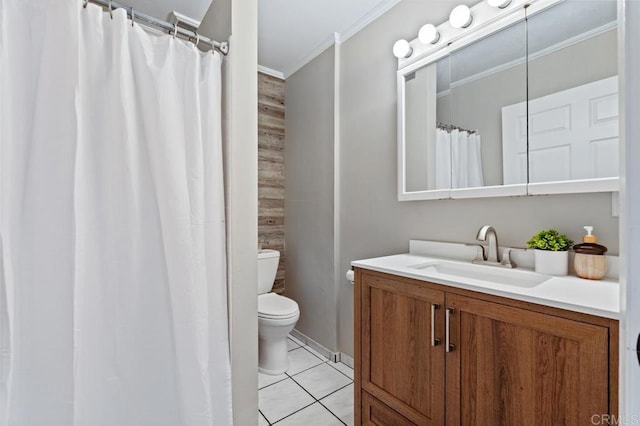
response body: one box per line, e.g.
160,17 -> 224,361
258,65 -> 286,80
339,0 -> 401,44
258,0 -> 402,79
281,33 -> 339,78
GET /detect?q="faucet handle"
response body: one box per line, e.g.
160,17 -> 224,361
499,248 -> 522,268
465,243 -> 486,262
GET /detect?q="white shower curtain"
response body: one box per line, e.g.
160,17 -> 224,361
435,129 -> 451,190
437,128 -> 484,189
0,1 -> 232,425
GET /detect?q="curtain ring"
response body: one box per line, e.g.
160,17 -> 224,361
83,0 -> 88,8
108,0 -> 113,19
130,7 -> 135,27
194,32 -> 200,47
173,23 -> 178,39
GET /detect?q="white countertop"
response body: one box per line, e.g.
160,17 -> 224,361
352,252 -> 620,320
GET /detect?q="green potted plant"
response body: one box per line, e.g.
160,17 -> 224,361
526,229 -> 573,276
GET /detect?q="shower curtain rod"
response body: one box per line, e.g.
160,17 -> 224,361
437,122 -> 477,134
85,0 -> 229,55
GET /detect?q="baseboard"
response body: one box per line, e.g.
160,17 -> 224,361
339,352 -> 354,369
290,329 -> 341,363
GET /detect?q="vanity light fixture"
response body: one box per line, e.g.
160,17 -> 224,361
418,24 -> 440,45
487,0 -> 512,8
392,39 -> 413,58
449,5 -> 473,28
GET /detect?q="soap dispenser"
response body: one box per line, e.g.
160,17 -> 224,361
573,226 -> 608,280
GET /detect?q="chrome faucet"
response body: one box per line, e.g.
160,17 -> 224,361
473,225 -> 514,268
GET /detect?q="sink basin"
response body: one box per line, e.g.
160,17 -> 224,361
410,261 -> 550,288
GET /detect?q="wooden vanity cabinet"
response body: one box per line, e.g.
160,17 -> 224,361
354,269 -> 618,426
357,270 -> 446,425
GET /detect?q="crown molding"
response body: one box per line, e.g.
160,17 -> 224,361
279,0 -> 402,79
258,65 -> 285,80
283,33 -> 340,78
340,0 -> 401,43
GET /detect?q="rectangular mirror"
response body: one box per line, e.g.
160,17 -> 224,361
448,18 -> 527,191
397,0 -> 620,201
404,56 -> 450,193
524,0 -> 618,192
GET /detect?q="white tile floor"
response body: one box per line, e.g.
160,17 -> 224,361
258,336 -> 354,425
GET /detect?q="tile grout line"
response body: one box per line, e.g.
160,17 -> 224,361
317,399 -> 348,426
325,360 -> 354,381
260,346 -> 327,423
258,375 -> 289,391
270,400 -> 316,424
300,345 -> 329,361
260,345 -> 326,390
267,381 -> 352,425
261,355 -> 350,391
258,409 -> 271,426
260,342 -> 353,425
296,342 -> 354,379
317,381 -> 353,424
286,368 -> 351,425
318,381 -> 353,402
286,359 -> 327,377
286,338 -> 301,351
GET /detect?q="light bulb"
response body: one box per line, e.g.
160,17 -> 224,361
449,5 -> 473,29
487,0 -> 511,8
418,24 -> 440,45
392,39 -> 412,58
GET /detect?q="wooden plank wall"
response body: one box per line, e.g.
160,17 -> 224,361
258,72 -> 286,293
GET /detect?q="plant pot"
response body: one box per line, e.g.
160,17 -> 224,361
534,249 -> 568,276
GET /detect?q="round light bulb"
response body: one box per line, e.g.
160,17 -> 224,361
418,24 -> 440,45
392,39 -> 412,59
449,5 -> 473,29
487,0 -> 511,7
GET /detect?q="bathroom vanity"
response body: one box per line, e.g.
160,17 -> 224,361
352,242 -> 619,425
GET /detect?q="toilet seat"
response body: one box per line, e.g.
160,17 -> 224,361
258,293 -> 299,320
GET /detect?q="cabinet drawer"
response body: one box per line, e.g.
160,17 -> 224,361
362,392 -> 416,426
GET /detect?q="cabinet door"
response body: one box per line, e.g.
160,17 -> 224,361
360,272 -> 445,425
445,293 -> 610,426
362,391 -> 416,426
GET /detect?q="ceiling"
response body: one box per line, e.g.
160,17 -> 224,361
125,0 -> 213,25
122,0 -> 400,78
107,0 -> 617,81
258,0 -> 400,78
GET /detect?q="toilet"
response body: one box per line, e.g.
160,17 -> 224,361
258,249 -> 300,375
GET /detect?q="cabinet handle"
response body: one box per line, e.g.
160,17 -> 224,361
446,307 -> 455,353
431,304 -> 440,346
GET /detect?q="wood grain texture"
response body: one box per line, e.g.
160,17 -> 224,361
258,72 -> 285,293
353,268 -> 619,426
355,268 -> 363,426
360,272 -> 446,425
362,392 -> 416,426
446,293 -> 610,426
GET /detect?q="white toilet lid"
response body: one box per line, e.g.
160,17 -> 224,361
258,293 -> 299,319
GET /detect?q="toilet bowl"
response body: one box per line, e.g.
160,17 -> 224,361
257,249 -> 300,375
258,293 -> 299,375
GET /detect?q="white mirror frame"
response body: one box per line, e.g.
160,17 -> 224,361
397,0 -> 620,201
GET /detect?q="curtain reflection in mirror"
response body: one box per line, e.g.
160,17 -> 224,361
435,126 -> 484,189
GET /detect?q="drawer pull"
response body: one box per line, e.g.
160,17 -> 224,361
431,304 -> 440,346
446,307 -> 455,353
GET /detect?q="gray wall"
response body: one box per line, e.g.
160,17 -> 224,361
337,1 -> 619,357
284,46 -> 338,350
285,0 -> 620,358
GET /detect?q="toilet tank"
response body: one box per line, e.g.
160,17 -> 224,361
258,249 -> 280,294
